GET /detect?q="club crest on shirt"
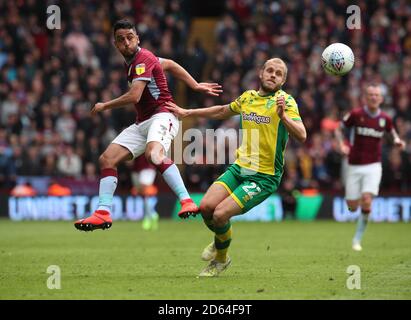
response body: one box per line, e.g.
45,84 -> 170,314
379,118 -> 386,128
135,63 -> 146,75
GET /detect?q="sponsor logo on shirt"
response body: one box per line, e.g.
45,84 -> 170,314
356,126 -> 384,138
242,112 -> 271,124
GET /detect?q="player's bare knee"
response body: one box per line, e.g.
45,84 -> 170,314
213,205 -> 229,226
346,200 -> 359,212
199,201 -> 214,218
145,147 -> 163,166
361,203 -> 372,211
99,154 -> 114,169
361,194 -> 373,208
213,213 -> 228,227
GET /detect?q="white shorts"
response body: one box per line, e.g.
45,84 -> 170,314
111,112 -> 179,159
345,162 -> 382,200
131,169 -> 156,187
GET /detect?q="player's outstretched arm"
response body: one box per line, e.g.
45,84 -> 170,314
276,96 -> 306,143
165,101 -> 236,120
334,124 -> 350,155
160,58 -> 222,96
91,81 -> 146,114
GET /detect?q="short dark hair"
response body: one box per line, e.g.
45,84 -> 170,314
113,20 -> 136,35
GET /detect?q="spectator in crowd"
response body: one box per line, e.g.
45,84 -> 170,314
57,144 -> 82,178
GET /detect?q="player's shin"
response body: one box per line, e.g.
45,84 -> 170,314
155,159 -> 190,201
143,196 -> 151,218
353,209 -> 370,243
97,168 -> 118,213
214,222 -> 232,263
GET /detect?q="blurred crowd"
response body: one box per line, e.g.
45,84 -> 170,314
1,0 -> 411,195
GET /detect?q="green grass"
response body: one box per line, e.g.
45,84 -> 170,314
0,219 -> 410,300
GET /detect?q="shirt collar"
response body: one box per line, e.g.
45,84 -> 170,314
363,105 -> 380,118
258,88 -> 281,97
125,47 -> 141,65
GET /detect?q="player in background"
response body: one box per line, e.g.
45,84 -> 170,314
335,83 -> 406,251
74,20 -> 222,231
131,155 -> 159,231
166,58 -> 306,276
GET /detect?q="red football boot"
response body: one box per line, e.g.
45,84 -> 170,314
178,198 -> 199,219
74,210 -> 112,231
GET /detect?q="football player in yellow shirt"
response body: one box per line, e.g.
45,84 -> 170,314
166,58 -> 306,277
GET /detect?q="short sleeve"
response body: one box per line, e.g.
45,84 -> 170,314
229,91 -> 249,114
284,95 -> 301,121
385,116 -> 393,132
131,56 -> 156,83
342,111 -> 355,128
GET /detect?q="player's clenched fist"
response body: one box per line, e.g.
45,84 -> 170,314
91,102 -> 106,115
394,138 -> 406,150
276,95 -> 286,120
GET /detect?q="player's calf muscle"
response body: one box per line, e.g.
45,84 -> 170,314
361,194 -> 372,208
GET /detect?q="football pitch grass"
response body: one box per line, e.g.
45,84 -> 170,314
0,219 -> 410,300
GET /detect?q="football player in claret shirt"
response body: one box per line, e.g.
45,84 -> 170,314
75,20 -> 222,231
336,83 -> 406,251
166,58 -> 306,276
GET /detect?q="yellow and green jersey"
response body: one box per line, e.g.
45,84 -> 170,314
229,89 -> 302,176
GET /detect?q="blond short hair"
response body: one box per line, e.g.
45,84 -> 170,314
262,58 -> 288,81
